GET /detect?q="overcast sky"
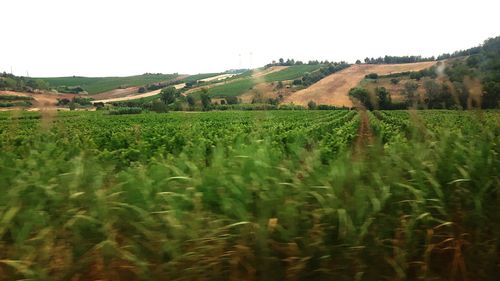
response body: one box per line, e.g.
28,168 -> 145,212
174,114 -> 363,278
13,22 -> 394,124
1,0 -> 499,77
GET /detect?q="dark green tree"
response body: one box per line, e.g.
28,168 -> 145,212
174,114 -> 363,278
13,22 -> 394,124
348,87 -> 371,109
160,86 -> 177,105
307,100 -> 317,110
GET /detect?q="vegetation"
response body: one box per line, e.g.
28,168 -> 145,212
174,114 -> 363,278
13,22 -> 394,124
109,107 -> 143,115
194,78 -> 255,98
40,73 -> 178,95
0,110 -> 498,280
0,73 -> 49,92
364,55 -> 435,64
354,36 -> 500,110
264,64 -> 325,82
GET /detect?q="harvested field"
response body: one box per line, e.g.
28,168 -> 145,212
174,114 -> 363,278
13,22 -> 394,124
285,61 -> 437,107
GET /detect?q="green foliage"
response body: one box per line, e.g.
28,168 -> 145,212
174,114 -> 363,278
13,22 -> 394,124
264,64 -> 324,82
0,110 -> 498,280
0,73 -> 49,92
307,100 -> 317,109
109,107 -> 143,115
200,91 -> 211,110
196,78 -> 255,98
0,95 -> 33,101
349,87 -> 371,109
41,73 -> 178,95
160,86 -> 177,105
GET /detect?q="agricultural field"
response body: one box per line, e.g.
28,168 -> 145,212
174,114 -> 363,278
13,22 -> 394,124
0,109 -> 498,280
191,65 -> 324,99
41,73 -> 179,95
264,64 -> 324,82
194,77 -> 256,98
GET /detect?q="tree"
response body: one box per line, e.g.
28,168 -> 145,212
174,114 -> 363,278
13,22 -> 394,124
355,59 -> 361,64
375,87 -> 391,109
307,100 -> 317,110
160,86 -> 176,104
276,81 -> 284,89
200,88 -> 211,110
187,95 -> 196,108
403,81 -> 419,106
365,73 -> 378,79
138,87 -> 146,93
225,96 -> 239,105
423,79 -> 441,108
348,87 -> 371,109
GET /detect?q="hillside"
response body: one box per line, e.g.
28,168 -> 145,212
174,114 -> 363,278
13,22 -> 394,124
189,64 -> 327,99
40,73 -> 179,95
285,61 -> 437,107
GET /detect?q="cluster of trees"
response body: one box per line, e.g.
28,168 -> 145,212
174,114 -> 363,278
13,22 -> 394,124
348,87 -> 397,110
437,46 -> 482,60
57,97 -> 93,109
362,55 -> 435,65
56,85 -> 85,94
265,58 -> 333,68
440,36 -> 500,108
138,80 -> 179,93
293,63 -> 350,86
306,101 -> 349,110
0,72 -> 50,92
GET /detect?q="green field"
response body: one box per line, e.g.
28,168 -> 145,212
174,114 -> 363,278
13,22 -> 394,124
191,65 -> 324,98
264,64 -> 325,82
40,73 -> 179,94
0,110 -> 498,280
200,78 -> 255,97
181,73 -> 221,83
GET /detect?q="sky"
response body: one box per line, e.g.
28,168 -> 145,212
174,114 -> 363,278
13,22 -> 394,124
1,0 -> 499,77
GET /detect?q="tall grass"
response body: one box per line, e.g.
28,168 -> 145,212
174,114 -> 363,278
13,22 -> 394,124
0,110 -> 498,280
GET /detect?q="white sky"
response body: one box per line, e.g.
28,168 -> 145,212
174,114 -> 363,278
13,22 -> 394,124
1,0 -> 499,77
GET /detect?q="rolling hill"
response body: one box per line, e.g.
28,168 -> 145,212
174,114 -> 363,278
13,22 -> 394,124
285,61 -> 437,107
40,73 -> 180,95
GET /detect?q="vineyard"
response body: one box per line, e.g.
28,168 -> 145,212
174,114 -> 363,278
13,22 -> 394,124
0,110 -> 499,280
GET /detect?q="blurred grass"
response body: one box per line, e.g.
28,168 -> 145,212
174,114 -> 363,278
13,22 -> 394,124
0,110 -> 498,280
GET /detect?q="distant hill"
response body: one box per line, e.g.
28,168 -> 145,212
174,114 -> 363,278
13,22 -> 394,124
40,73 -> 179,95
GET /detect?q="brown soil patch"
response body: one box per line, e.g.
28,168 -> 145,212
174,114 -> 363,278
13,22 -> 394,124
285,61 -> 437,107
0,90 -> 75,110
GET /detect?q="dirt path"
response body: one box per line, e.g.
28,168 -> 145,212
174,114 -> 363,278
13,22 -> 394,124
353,110 -> 374,157
285,61 -> 437,107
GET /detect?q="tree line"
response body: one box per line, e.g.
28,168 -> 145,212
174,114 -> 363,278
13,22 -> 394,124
0,72 -> 49,92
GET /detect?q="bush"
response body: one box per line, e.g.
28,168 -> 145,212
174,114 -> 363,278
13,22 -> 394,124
109,107 -> 143,115
365,73 -> 379,79
307,100 -> 317,110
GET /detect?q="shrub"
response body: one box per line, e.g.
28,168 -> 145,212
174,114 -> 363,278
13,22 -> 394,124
109,107 -> 143,115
